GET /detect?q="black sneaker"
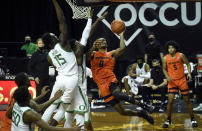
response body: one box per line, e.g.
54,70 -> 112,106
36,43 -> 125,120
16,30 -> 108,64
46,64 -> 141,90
162,120 -> 171,128
138,110 -> 154,125
140,103 -> 155,114
191,119 -> 198,128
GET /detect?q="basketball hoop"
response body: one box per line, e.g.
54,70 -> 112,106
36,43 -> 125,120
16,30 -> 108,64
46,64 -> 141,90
65,0 -> 91,19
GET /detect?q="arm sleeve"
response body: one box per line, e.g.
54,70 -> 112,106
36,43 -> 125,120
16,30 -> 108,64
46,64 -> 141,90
80,18 -> 92,46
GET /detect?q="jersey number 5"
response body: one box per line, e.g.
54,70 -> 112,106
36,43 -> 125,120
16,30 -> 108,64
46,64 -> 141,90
54,54 -> 67,66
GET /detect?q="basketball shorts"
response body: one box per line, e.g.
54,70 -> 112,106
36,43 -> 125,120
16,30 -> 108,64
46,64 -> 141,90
97,82 -> 115,103
50,74 -> 78,104
168,76 -> 189,95
66,86 -> 88,113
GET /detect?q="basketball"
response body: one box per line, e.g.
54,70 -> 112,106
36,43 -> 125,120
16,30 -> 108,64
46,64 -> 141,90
110,20 -> 125,34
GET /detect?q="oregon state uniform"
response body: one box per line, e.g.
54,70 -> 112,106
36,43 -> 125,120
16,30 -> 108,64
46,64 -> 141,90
91,51 -> 118,102
166,52 -> 189,95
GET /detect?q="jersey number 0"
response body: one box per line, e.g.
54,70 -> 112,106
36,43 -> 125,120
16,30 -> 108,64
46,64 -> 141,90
99,60 -> 104,67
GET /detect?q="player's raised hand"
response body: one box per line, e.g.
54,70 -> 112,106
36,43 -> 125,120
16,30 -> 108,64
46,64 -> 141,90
119,30 -> 125,36
98,11 -> 108,21
41,86 -> 50,96
35,77 -> 40,84
89,8 -> 94,19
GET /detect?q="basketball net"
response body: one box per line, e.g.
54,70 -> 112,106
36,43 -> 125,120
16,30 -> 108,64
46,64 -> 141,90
65,0 -> 91,19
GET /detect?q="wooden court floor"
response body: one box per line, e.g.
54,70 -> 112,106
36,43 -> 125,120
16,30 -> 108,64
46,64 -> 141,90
45,112 -> 202,131
89,112 -> 202,131
1,112 -> 202,131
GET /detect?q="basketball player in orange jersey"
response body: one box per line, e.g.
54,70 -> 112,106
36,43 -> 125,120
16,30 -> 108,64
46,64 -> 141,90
162,41 -> 198,128
88,33 -> 154,125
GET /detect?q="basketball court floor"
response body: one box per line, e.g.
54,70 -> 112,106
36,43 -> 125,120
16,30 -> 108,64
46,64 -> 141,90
40,112 -> 202,131
1,100 -> 202,131
0,112 -> 201,131
0,0 -> 201,130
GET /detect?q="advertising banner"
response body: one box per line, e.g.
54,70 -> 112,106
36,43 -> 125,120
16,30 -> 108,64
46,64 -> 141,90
0,80 -> 36,104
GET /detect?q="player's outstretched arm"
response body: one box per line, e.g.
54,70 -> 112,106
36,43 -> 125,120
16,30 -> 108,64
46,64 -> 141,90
24,110 -> 79,131
52,0 -> 68,46
162,56 -> 172,81
33,86 -> 50,102
111,32 -> 125,59
75,14 -> 93,65
29,90 -> 63,113
89,11 -> 108,37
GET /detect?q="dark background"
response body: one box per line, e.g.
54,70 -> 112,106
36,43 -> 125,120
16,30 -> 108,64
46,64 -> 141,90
0,0 -> 201,79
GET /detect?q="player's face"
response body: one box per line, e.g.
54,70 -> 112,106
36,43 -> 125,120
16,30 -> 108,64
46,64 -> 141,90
168,45 -> 176,55
95,38 -> 107,49
137,59 -> 143,64
100,38 -> 107,49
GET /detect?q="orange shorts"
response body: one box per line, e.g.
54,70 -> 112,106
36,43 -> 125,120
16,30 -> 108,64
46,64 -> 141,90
168,76 -> 189,95
97,82 -> 115,103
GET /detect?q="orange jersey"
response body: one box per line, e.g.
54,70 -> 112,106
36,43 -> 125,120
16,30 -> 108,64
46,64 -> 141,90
166,52 -> 185,80
91,51 -> 117,86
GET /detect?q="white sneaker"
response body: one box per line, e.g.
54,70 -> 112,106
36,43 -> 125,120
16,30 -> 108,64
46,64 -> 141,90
193,105 -> 202,111
91,105 -> 106,109
91,102 -> 106,109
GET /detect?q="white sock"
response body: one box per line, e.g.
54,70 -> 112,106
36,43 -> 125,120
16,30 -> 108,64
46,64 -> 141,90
200,103 -> 202,107
42,104 -> 57,122
85,104 -> 91,123
64,112 -> 74,128
75,114 -> 85,129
